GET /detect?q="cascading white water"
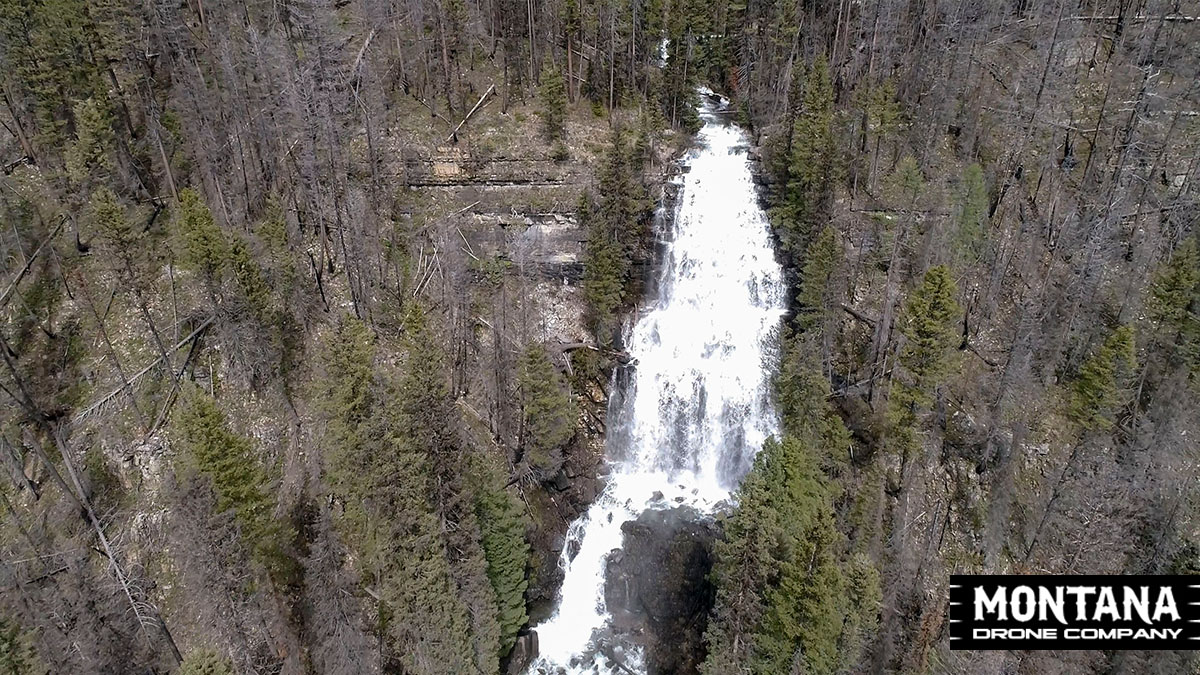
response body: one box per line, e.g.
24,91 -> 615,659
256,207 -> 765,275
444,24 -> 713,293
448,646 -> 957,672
529,92 -> 786,674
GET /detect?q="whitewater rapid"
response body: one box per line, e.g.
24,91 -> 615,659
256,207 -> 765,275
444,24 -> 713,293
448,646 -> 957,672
528,93 -> 786,674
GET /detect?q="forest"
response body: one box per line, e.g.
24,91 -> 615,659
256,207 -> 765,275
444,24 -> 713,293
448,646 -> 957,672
0,0 -> 1197,672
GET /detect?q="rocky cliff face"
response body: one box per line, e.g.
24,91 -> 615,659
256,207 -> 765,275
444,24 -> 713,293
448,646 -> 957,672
604,506 -> 719,675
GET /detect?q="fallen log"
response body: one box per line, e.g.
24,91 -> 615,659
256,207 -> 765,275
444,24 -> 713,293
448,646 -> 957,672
446,84 -> 496,143
556,341 -> 634,365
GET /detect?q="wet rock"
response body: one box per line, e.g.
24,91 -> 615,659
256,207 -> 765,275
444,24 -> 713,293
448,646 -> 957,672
550,470 -> 571,492
604,507 -> 719,675
505,631 -> 539,674
577,476 -> 599,504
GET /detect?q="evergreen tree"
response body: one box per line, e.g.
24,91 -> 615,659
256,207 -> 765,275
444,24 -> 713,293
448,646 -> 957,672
703,436 -> 846,675
706,349 -> 853,674
175,189 -> 228,291
256,199 -> 298,300
1147,237 -> 1200,372
397,305 -> 459,458
890,155 -> 925,206
580,131 -> 650,341
866,78 -> 901,141
472,453 -> 530,657
315,318 -> 480,674
537,62 -> 567,147
864,77 -> 901,186
955,163 -> 989,264
89,187 -> 132,248
173,390 -> 298,585
1068,325 -> 1137,431
0,0 -> 109,147
228,235 -> 271,320
178,648 -> 232,675
839,553 -> 882,667
64,97 -> 114,184
315,319 -> 376,493
796,227 -> 840,332
582,225 -> 626,341
895,265 -> 961,407
518,344 -> 575,479
780,56 -> 834,252
884,266 -> 961,468
0,618 -> 45,674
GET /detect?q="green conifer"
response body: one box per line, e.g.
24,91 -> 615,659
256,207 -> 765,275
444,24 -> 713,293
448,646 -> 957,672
0,618 -> 46,674
173,390 -> 297,585
518,344 -> 575,479
704,435 -> 846,675
706,349 -> 853,674
896,265 -> 961,405
537,62 -> 568,145
781,57 -> 835,251
315,318 -> 480,673
796,227 -> 840,331
1147,237 -> 1200,371
175,189 -> 229,290
890,155 -> 925,205
228,235 -> 271,319
65,97 -> 115,184
1068,325 -> 1137,431
178,648 -> 232,675
472,454 -> 530,656
955,163 -> 988,264
89,187 -> 132,247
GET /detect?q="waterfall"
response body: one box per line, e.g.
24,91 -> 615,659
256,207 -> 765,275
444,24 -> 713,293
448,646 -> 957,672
529,92 -> 786,674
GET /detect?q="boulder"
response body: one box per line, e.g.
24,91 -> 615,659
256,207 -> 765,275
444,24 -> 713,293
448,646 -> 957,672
604,506 -> 719,675
505,630 -> 539,675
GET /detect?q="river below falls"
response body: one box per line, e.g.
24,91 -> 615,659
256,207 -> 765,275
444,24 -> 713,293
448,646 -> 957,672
528,92 -> 787,674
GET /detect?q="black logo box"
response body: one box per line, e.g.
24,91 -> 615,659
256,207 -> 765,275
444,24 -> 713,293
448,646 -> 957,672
950,575 -> 1200,650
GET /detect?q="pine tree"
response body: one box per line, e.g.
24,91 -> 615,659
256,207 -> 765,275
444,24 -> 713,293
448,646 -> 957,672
780,56 -> 834,252
895,265 -> 961,406
315,317 -> 480,674
866,78 -> 901,140
703,436 -> 847,675
839,554 -> 882,666
890,155 -> 925,206
537,61 -> 567,147
580,129 -> 651,341
0,618 -> 46,674
518,344 -> 575,479
175,189 -> 228,290
64,97 -> 114,184
1147,237 -> 1200,371
864,77 -> 901,186
775,337 -> 851,475
398,305 -> 457,454
582,228 -> 626,341
472,453 -> 530,657
796,227 -> 840,332
228,235 -> 271,320
178,648 -> 232,675
1068,325 -> 1137,431
89,187 -> 133,248
706,349 -> 853,674
256,198 -> 299,301
955,163 -> 989,264
0,0 -> 108,147
173,390 -> 298,585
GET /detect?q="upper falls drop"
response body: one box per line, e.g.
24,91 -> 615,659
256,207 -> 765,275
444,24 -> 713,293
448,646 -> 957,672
529,92 -> 787,674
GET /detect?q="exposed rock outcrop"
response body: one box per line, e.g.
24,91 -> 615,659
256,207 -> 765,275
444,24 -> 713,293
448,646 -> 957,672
504,631 -> 539,674
604,506 -> 719,675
